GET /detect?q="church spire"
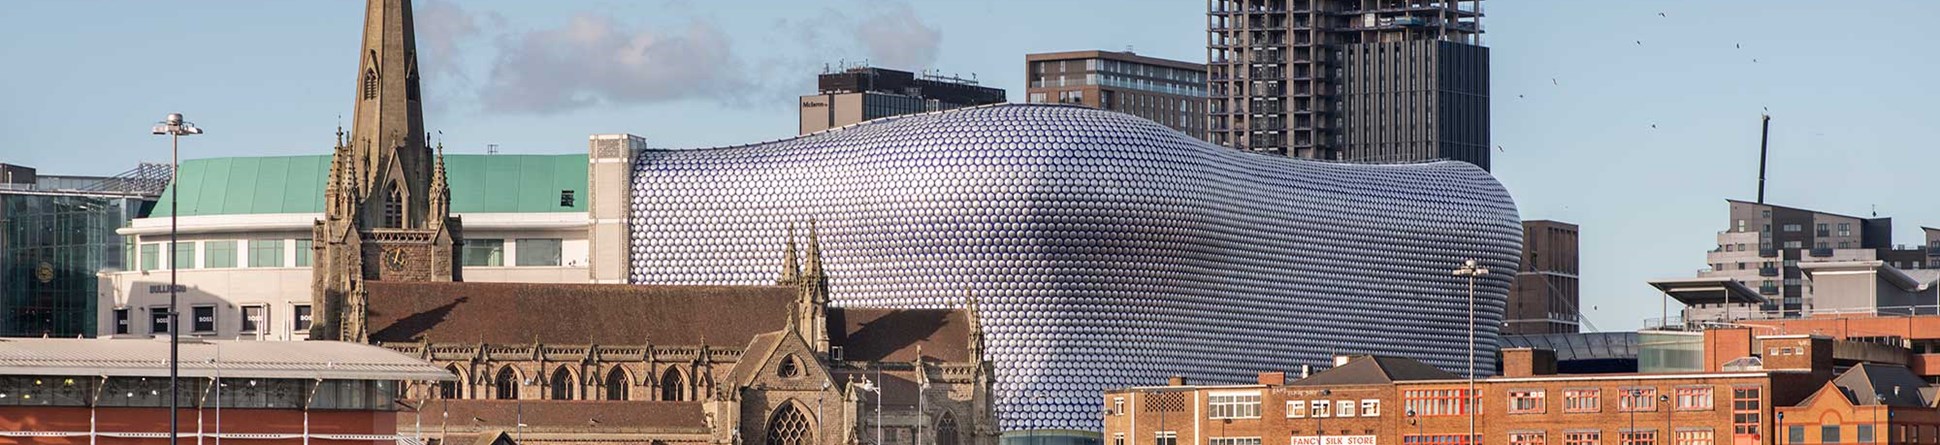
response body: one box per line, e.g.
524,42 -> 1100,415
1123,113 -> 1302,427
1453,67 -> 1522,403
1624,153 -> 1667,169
778,223 -> 801,286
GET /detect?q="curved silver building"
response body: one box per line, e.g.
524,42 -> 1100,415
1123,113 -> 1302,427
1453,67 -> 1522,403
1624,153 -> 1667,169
627,104 -> 1521,431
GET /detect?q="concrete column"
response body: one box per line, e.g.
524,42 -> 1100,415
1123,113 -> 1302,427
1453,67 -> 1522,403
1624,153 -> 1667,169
588,134 -> 646,284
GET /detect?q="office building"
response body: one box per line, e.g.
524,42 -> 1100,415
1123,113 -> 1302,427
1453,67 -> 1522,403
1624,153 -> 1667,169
0,162 -> 165,337
614,103 -> 1523,433
1695,200 -> 1937,320
1503,220 -> 1579,335
1206,0 -> 1489,169
1025,50 -> 1208,139
798,66 -> 1006,135
0,338 -> 453,444
1105,328 -> 1940,445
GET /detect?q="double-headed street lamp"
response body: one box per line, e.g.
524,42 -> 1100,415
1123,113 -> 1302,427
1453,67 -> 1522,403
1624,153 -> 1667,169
1451,259 -> 1490,445
151,113 -> 203,445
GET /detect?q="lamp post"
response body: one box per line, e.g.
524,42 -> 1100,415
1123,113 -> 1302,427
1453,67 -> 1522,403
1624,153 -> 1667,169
151,113 -> 202,445
856,372 -> 885,445
1451,260 -> 1489,445
1314,389 -> 1330,445
1626,389 -> 1640,443
1407,408 -> 1419,443
1776,412 -> 1785,445
1659,394 -> 1671,443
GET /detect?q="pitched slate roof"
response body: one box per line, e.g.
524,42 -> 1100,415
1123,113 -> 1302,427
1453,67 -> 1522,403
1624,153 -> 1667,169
1288,355 -> 1459,386
151,154 -> 588,217
827,308 -> 972,363
366,281 -> 796,346
1829,363 -> 1933,407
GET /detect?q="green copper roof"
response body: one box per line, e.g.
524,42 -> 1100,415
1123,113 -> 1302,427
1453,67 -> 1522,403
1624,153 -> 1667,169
151,154 -> 587,217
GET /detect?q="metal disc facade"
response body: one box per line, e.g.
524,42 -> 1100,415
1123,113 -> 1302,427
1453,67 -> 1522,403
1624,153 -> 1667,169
627,104 -> 1522,431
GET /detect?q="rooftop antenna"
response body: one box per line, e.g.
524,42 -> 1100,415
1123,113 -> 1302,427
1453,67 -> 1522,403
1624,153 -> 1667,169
1125,45 -> 1135,54
486,143 -> 499,155
1756,114 -> 1771,204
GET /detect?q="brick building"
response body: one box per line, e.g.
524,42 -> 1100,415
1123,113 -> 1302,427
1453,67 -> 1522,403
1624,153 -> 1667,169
1103,328 -> 1940,445
1024,50 -> 1208,139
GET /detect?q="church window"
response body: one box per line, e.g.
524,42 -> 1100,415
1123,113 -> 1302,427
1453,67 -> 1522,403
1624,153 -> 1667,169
777,355 -> 802,379
363,68 -> 378,100
549,366 -> 573,400
660,368 -> 685,401
439,365 -> 463,399
384,187 -> 404,228
494,367 -> 518,400
765,403 -> 813,445
935,411 -> 960,445
605,368 -> 629,401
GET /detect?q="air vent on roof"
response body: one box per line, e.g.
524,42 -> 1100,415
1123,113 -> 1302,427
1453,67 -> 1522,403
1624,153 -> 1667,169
560,190 -> 575,207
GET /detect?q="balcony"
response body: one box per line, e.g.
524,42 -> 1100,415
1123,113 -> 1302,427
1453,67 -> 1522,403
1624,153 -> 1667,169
1759,267 -> 1780,277
1758,248 -> 1777,258
1810,248 -> 1834,257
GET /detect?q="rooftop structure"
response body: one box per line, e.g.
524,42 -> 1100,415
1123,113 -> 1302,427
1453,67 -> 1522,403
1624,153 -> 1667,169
1686,199 -> 1940,323
799,65 -> 1007,135
0,163 -> 160,337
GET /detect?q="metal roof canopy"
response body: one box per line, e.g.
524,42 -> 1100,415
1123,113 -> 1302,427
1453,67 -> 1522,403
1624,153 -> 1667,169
150,154 -> 589,217
1648,277 -> 1769,305
0,338 -> 454,381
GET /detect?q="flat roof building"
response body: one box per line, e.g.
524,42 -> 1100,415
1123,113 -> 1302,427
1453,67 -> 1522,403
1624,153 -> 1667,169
1692,200 -> 1938,322
0,338 -> 452,444
1025,50 -> 1208,139
1505,220 -> 1580,335
798,66 -> 1006,135
0,162 -> 165,337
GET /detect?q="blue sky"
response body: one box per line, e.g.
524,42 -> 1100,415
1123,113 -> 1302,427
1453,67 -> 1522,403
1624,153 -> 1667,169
3,1 -> 1936,331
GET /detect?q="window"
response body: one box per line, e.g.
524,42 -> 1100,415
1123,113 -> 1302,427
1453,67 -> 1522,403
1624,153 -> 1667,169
293,304 -> 313,332
1286,400 -> 1305,418
383,187 -> 404,228
1336,400 -> 1356,417
150,307 -> 170,334
1112,397 -> 1125,415
192,305 -> 215,333
1815,223 -> 1829,235
463,239 -> 505,267
1155,432 -> 1176,445
1673,429 -> 1710,445
1782,241 -> 1802,249
1674,386 -> 1712,410
241,305 -> 266,333
1620,430 -> 1657,445
140,243 -> 160,271
293,239 -> 313,267
1310,399 -> 1330,417
1856,425 -> 1873,443
1402,435 -> 1476,445
204,240 -> 236,268
248,240 -> 285,267
1782,224 -> 1801,232
1564,389 -> 1600,413
606,368 -> 628,401
1028,92 -> 1047,103
1619,387 -> 1656,412
494,367 -> 519,400
113,308 -> 130,335
1508,389 -> 1545,414
172,242 -> 196,269
515,238 -> 564,267
1361,399 -> 1380,416
549,367 -> 573,400
1405,389 -> 1477,416
1207,393 -> 1260,419
1563,431 -> 1599,445
440,365 -> 464,399
1113,434 -> 1125,445
1820,426 -> 1840,444
1507,432 -> 1544,445
1785,426 -> 1803,443
559,190 -> 575,207
1208,439 -> 1259,445
1838,223 -> 1852,236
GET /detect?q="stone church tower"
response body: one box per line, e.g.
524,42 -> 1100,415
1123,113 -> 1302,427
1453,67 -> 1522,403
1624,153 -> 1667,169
311,0 -> 461,342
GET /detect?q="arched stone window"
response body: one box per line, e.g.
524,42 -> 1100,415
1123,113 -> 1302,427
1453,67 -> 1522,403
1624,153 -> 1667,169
439,364 -> 463,399
549,366 -> 574,400
362,68 -> 378,100
777,354 -> 802,378
765,403 -> 813,445
383,186 -> 404,228
493,366 -> 518,400
605,367 -> 629,401
660,367 -> 685,401
935,411 -> 960,445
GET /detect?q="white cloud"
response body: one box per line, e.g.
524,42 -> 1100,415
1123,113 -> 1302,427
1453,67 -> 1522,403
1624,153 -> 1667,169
479,15 -> 753,113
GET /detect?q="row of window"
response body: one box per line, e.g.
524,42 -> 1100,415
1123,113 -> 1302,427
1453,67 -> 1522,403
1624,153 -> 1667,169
0,375 -> 395,410
1115,430 -> 1711,445
1506,386 -> 1713,415
111,304 -> 311,336
132,237 -> 568,270
136,239 -> 313,272
1285,399 -> 1379,418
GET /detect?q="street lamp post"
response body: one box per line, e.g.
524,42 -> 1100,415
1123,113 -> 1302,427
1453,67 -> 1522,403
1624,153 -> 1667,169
1626,389 -> 1641,443
1777,412 -> 1785,445
1451,260 -> 1489,445
151,113 -> 202,445
856,370 -> 886,445
1314,389 -> 1330,445
1659,394 -> 1671,443
1407,408 -> 1419,442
